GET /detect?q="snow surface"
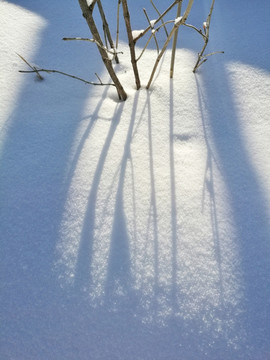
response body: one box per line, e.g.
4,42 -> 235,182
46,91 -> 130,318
1,1 -> 270,359
132,30 -> 145,41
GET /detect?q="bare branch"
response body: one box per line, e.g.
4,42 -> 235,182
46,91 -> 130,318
193,0 -> 219,73
121,0 -> 141,89
95,72 -> 103,84
116,0 -> 121,49
16,53 -> 44,80
77,0 -> 127,100
136,33 -> 155,62
150,0 -> 169,37
146,0 -> 194,89
193,51 -> 224,71
204,50 -> 224,58
19,67 -> 116,87
136,20 -> 175,62
146,19 -> 181,89
62,37 -> 123,59
18,0 -> 220,101
96,0 -> 119,63
134,0 -> 179,42
183,23 -> 206,40
143,8 -> 159,54
170,0 -> 182,78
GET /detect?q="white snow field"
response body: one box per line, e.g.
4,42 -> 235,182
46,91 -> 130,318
1,1 -> 270,359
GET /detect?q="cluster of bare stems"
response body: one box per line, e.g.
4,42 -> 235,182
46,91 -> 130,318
19,0 -> 222,101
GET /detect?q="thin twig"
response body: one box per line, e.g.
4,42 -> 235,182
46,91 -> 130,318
62,37 -> 123,58
116,0 -> 121,49
19,68 -> 116,86
150,0 -> 169,37
193,51 -> 224,70
143,8 -> 159,54
146,0 -> 194,89
77,0 -> 127,100
184,23 -> 206,40
121,0 -> 141,89
146,19 -> 181,89
193,0 -> 218,72
16,53 -> 44,80
134,0 -> 179,42
96,0 -> 119,63
204,50 -> 224,58
136,33 -> 155,62
95,72 -> 103,84
136,19 -> 175,62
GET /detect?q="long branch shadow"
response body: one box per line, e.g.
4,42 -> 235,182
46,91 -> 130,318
2,2 -> 270,359
104,92 -> 140,309
0,0 -> 93,289
196,78 -> 225,312
192,0 -> 270,354
169,80 -> 179,313
146,91 -> 160,308
74,100 -> 125,293
196,62 -> 270,354
0,2 -> 109,357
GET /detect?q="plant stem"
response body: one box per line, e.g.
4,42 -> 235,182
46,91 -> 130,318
193,0 -> 215,72
150,0 -> 169,38
121,0 -> 141,89
78,0 -> 127,100
19,68 -> 116,86
143,8 -> 159,54
170,0 -> 182,78
134,0 -> 179,42
96,0 -> 119,63
146,0 -> 194,89
116,0 -> 121,49
63,37 -> 123,58
146,22 -> 179,89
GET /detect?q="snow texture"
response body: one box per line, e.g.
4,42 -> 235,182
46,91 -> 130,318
1,1 -> 270,359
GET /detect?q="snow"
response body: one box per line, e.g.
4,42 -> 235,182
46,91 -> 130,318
175,16 -> 182,25
150,19 -> 156,28
1,1 -> 270,359
132,29 -> 144,40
